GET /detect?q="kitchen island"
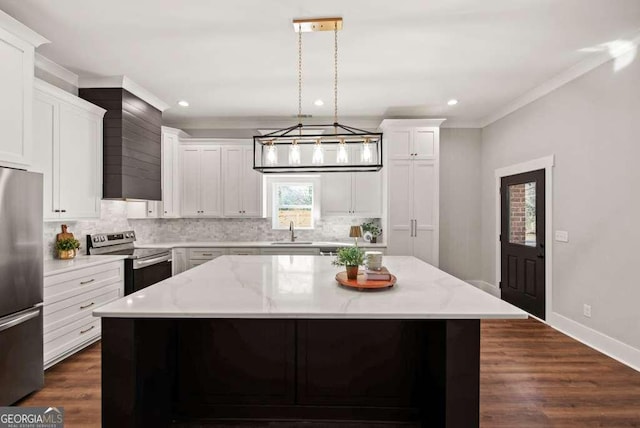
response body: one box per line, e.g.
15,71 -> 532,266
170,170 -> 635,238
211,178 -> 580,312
94,255 -> 526,427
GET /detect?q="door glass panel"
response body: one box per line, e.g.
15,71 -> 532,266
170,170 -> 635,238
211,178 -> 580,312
508,182 -> 536,246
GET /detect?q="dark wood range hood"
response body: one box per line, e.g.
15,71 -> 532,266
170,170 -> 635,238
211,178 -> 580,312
79,88 -> 162,201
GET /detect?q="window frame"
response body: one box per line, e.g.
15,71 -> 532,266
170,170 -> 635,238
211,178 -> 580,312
268,176 -> 321,230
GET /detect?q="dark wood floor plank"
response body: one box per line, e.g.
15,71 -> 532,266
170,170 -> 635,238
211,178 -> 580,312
16,318 -> 640,427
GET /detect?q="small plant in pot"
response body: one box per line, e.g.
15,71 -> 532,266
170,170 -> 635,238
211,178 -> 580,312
56,238 -> 80,260
332,247 -> 365,280
362,222 -> 381,244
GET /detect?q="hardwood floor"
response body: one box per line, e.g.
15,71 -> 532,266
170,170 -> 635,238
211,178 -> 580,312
17,318 -> 640,427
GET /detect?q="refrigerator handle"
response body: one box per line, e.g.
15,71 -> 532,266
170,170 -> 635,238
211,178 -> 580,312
0,309 -> 40,333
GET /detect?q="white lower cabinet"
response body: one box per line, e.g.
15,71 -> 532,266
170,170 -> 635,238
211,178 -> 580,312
187,248 -> 228,270
260,248 -> 320,256
228,248 -> 260,255
172,248 -> 188,275
43,260 -> 124,368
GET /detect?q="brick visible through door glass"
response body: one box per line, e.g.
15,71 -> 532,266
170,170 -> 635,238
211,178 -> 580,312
508,182 -> 536,247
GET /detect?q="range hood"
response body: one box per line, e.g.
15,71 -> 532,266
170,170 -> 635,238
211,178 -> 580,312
79,82 -> 165,201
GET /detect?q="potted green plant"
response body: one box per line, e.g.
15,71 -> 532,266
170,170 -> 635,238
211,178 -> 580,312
361,222 -> 381,244
332,247 -> 365,280
55,237 -> 81,260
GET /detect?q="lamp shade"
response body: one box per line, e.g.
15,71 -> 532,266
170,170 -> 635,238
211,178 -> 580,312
349,226 -> 363,238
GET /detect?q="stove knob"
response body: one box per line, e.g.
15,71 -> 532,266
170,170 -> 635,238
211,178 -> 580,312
101,236 -> 106,242
93,236 -> 99,243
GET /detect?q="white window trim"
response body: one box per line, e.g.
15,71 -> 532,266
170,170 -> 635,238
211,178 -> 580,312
267,176 -> 322,230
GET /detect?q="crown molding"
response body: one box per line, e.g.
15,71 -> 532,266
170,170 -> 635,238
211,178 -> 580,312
0,9 -> 49,47
441,119 -> 482,129
379,118 -> 447,129
480,30 -> 640,128
35,53 -> 79,88
164,115 -> 384,131
78,75 -> 170,111
35,78 -> 106,116
161,126 -> 190,139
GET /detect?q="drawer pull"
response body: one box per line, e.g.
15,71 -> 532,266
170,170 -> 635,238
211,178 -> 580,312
80,325 -> 95,334
79,302 -> 95,310
80,279 -> 95,285
201,253 -> 213,256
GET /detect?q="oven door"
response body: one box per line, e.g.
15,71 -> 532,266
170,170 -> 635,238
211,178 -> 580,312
127,254 -> 172,295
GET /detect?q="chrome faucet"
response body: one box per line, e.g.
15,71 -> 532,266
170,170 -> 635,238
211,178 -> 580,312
289,221 -> 297,242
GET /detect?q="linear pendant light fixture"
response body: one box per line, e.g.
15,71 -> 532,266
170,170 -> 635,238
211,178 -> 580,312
253,17 -> 383,173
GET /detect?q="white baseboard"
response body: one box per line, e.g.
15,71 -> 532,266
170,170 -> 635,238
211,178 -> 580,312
467,280 -> 500,297
547,312 -> 640,372
467,280 -> 640,372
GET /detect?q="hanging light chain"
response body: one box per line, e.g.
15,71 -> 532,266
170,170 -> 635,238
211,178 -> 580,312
298,26 -> 303,123
333,25 -> 339,126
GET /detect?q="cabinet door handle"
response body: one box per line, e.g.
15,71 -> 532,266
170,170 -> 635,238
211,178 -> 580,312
54,209 -> 60,213
79,302 -> 95,310
80,278 -> 95,285
414,219 -> 418,237
80,325 -> 95,334
61,209 -> 66,213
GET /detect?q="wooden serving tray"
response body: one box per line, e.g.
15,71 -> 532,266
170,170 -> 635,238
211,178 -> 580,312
335,271 -> 397,291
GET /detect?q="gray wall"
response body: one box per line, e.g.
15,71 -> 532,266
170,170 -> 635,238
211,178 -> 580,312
481,52 -> 640,349
439,128 -> 482,280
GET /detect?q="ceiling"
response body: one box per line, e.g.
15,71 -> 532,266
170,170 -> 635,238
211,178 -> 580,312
1,0 -> 639,128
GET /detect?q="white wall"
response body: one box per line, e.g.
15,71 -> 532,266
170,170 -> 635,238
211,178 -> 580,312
480,51 -> 640,350
439,128 -> 482,280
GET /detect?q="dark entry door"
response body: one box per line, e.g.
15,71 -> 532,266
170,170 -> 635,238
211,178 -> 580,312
500,169 -> 545,319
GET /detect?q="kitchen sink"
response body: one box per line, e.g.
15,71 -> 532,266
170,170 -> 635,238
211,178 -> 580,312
270,241 -> 314,245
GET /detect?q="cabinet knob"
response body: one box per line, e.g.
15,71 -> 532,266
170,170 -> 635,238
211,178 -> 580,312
54,209 -> 60,213
61,209 -> 66,213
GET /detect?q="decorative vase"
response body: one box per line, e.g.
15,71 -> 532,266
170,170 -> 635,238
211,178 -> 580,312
58,249 -> 76,260
346,265 -> 359,280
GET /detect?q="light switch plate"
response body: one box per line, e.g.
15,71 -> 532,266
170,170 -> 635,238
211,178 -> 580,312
555,230 -> 569,242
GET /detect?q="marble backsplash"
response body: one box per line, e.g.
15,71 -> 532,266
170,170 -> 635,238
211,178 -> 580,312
44,201 -> 381,259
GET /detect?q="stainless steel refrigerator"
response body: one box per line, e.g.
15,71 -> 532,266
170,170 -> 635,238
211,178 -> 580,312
0,167 -> 44,405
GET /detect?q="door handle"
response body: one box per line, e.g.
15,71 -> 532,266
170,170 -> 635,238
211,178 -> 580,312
537,254 -> 544,259
0,308 -> 39,333
414,220 -> 418,237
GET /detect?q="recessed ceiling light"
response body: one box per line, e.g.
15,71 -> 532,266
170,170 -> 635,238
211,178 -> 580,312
178,100 -> 189,107
447,99 -> 459,106
314,99 -> 324,106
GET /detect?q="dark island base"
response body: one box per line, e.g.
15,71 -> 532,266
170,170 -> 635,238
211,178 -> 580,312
102,318 -> 480,428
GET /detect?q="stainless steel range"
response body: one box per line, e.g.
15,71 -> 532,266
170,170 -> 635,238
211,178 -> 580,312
87,231 -> 171,295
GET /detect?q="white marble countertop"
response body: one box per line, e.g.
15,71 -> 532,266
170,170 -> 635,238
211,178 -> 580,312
135,241 -> 387,249
44,255 -> 128,277
94,255 -> 527,320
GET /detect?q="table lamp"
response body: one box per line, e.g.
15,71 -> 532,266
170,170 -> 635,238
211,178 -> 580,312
349,226 -> 363,247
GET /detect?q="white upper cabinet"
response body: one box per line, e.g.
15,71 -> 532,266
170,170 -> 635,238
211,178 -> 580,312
221,146 -> 262,217
33,79 -> 105,221
180,145 -> 222,217
321,146 -> 382,217
161,127 -> 182,218
385,126 -> 437,160
0,14 -> 48,168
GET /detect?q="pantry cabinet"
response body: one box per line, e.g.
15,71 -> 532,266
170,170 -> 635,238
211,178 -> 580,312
33,79 -> 105,221
321,146 -> 382,217
222,146 -> 262,217
0,16 -> 48,168
180,146 -> 222,217
380,119 -> 443,266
